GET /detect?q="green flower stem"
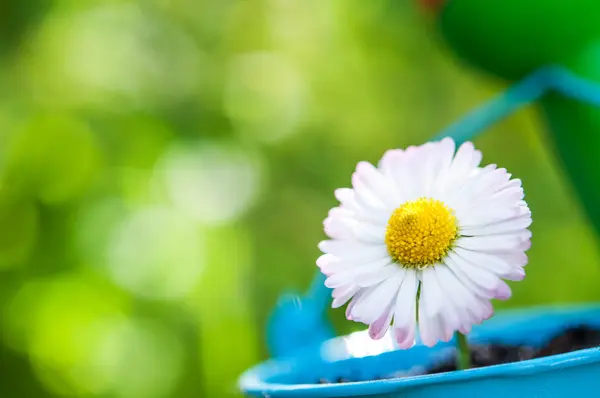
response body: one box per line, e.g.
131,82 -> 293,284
456,332 -> 471,370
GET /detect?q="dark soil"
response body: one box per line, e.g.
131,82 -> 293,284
317,326 -> 600,383
429,325 -> 600,374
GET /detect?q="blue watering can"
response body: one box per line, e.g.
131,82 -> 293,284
239,67 -> 600,397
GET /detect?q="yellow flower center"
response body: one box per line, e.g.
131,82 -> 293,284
385,197 -> 458,269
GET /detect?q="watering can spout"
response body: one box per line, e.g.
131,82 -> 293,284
266,273 -> 335,357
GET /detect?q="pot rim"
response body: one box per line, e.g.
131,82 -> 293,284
239,304 -> 600,398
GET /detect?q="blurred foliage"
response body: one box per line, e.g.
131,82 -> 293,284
1,0 -> 600,397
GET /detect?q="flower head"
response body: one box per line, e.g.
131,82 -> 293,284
317,138 -> 531,348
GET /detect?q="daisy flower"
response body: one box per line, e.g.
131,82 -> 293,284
317,138 -> 531,348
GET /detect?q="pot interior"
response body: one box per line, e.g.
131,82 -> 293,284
257,305 -> 600,385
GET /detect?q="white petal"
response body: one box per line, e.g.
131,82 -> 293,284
434,265 -> 491,326
420,267 -> 445,316
318,240 -> 388,263
460,213 -> 532,236
393,269 -> 418,348
454,247 -> 514,275
332,285 -> 359,308
445,251 -> 501,297
351,222 -> 386,244
317,254 -> 342,276
430,138 -> 457,197
324,270 -> 358,289
328,206 -> 388,227
323,212 -> 355,240
351,172 -> 387,211
355,161 -> 400,209
378,149 -> 403,180
406,142 -> 445,198
414,143 -> 437,197
417,280 -> 445,347
425,267 -> 460,341
497,252 -> 529,267
379,149 -> 410,204
349,273 -> 402,324
324,258 -> 393,288
456,235 -> 524,253
449,142 -> 480,181
434,266 -> 473,328
355,265 -> 400,287
334,188 -> 361,212
461,244 -> 529,272
391,146 -> 420,202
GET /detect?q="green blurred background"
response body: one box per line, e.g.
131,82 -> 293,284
1,1 -> 600,397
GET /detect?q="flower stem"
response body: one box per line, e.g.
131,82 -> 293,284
456,332 -> 471,370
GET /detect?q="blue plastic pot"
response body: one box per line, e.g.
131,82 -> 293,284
240,304 -> 600,397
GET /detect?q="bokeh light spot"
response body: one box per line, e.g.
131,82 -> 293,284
3,273 -> 131,396
225,52 -> 306,143
6,115 -> 100,204
107,206 -> 205,300
81,317 -> 184,398
159,142 -> 263,225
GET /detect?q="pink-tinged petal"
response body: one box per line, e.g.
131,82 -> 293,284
345,291 -> 364,321
497,252 -> 529,268
459,325 -> 471,334
396,331 -> 416,349
493,280 -> 512,300
502,267 -> 525,281
393,270 -> 418,348
368,301 -> 395,340
350,273 -> 402,325
481,300 -> 494,320
518,239 -> 532,252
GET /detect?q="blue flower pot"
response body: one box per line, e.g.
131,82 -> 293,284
239,304 -> 600,397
